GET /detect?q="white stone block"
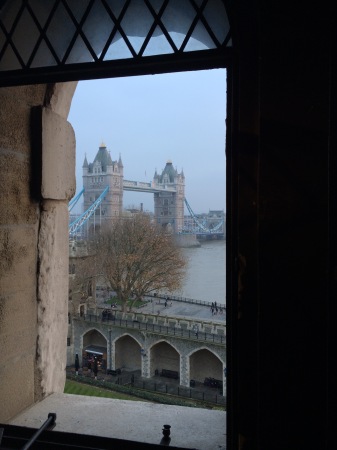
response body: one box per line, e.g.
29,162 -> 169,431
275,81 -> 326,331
41,107 -> 76,200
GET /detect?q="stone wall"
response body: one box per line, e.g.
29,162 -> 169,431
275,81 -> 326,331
0,82 -> 77,422
71,318 -> 225,391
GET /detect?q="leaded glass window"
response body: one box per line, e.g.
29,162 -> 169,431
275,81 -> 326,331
0,0 -> 231,86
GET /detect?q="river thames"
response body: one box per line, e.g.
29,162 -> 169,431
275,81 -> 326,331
174,239 -> 226,306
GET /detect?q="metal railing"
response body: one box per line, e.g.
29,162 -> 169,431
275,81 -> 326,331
67,372 -> 225,407
145,293 -> 226,310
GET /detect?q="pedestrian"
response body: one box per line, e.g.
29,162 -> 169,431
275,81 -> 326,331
93,357 -> 98,380
75,353 -> 80,376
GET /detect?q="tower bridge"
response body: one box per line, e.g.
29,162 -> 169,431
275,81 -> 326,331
70,143 -> 224,238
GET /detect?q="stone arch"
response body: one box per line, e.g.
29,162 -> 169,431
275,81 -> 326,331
148,338 -> 180,355
81,327 -> 108,343
112,332 -> 143,349
114,334 -> 142,371
187,345 -> 224,362
189,348 -> 224,385
81,328 -> 108,370
149,340 -> 180,378
82,328 -> 107,348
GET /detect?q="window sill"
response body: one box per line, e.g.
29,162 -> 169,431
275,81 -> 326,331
9,393 -> 226,449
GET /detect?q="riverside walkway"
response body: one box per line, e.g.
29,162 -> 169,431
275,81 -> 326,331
96,289 -> 226,323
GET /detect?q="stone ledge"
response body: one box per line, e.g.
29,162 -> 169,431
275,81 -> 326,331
10,393 -> 226,450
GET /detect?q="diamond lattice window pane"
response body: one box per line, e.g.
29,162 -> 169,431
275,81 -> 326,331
0,0 -> 231,78
65,35 -> 95,64
0,0 -> 22,32
142,25 -> 175,56
103,31 -> 133,60
46,2 -> 77,62
147,0 -> 166,14
29,0 -> 54,29
121,2 -> 155,54
185,20 -> 216,51
65,0 -> 92,23
82,0 -> 114,59
203,0 -> 230,45
161,0 -> 196,50
0,44 -> 21,71
30,39 -> 58,68
11,8 -> 40,66
104,0 -> 128,19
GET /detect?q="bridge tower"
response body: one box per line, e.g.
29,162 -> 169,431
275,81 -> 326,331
153,160 -> 185,233
82,143 -> 123,232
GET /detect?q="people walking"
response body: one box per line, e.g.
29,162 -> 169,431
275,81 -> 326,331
75,353 -> 80,376
93,357 -> 98,380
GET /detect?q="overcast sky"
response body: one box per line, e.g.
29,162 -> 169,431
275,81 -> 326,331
68,69 -> 226,214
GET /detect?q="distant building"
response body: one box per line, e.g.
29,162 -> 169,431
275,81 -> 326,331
153,160 -> 185,233
82,143 -> 124,233
82,151 -> 185,234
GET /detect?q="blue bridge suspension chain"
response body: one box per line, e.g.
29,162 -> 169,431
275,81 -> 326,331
69,186 -> 109,237
184,198 -> 223,233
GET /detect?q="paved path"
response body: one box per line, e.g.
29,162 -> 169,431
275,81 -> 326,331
131,298 -> 225,322
96,290 -> 225,322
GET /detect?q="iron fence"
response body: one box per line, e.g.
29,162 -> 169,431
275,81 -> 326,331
67,371 -> 225,407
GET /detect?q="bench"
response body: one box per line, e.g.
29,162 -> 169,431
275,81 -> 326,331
160,369 -> 179,379
107,368 -> 121,376
203,377 -> 222,388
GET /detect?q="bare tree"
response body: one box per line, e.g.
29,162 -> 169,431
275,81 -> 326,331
68,242 -> 97,315
94,214 -> 186,312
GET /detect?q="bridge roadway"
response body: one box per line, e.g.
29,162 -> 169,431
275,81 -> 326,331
123,179 -> 176,193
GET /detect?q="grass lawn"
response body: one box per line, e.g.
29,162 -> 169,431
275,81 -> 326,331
65,377 -> 225,410
64,379 -> 152,402
106,297 -> 147,309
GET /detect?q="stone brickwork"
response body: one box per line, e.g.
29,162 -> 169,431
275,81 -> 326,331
71,317 -> 226,393
0,82 -> 77,422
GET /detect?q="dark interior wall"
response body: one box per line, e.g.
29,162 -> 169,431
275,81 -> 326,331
258,6 -> 330,449
232,2 -> 334,449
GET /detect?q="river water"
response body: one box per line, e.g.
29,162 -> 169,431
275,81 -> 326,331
174,240 -> 226,305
